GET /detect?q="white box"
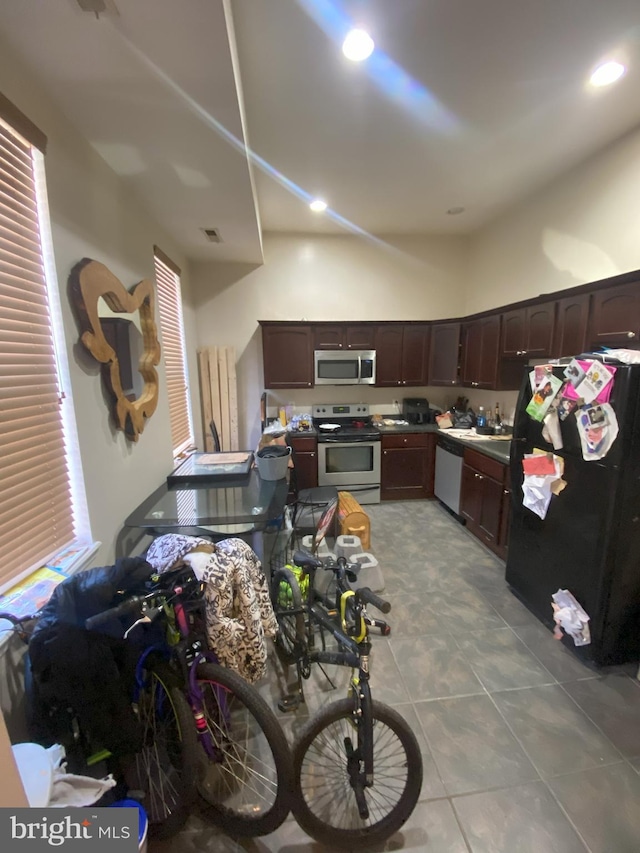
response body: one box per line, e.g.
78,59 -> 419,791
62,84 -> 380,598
349,552 -> 385,593
336,534 -> 362,560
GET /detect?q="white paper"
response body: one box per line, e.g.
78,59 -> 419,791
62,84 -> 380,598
551,589 -> 591,646
575,403 -> 619,461
522,453 -> 564,520
542,408 -> 563,450
563,359 -> 586,388
522,475 -> 554,519
577,361 -> 615,405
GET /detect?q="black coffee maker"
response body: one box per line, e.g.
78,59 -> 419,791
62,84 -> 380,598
403,397 -> 432,425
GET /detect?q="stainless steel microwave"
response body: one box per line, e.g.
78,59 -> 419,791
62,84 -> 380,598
314,350 -> 376,385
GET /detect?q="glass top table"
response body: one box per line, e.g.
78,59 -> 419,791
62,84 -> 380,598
124,465 -> 289,535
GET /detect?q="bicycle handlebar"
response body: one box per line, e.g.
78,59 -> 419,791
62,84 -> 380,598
84,596 -> 147,631
356,587 -> 391,614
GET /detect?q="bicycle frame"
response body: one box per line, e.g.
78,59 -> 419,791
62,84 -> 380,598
166,593 -> 228,762
279,560 -> 385,812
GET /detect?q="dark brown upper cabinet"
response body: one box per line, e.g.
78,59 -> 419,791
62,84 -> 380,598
461,315 -> 500,388
313,323 -> 376,350
375,324 -> 430,386
501,302 -> 555,358
261,323 -> 313,388
428,322 -> 460,386
552,293 -> 590,357
589,283 -> 640,347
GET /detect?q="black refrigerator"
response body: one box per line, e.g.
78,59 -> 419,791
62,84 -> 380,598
506,358 -> 640,665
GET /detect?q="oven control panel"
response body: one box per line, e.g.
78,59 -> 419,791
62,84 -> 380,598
313,403 -> 370,418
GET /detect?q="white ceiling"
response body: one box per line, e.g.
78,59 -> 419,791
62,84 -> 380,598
1,0 -> 640,261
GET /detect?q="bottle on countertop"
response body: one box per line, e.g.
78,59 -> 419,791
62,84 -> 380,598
494,402 -> 502,429
476,406 -> 486,428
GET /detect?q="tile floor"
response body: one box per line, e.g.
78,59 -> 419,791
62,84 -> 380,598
150,500 -> 640,853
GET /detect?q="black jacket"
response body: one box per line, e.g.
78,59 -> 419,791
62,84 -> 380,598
28,557 -> 154,756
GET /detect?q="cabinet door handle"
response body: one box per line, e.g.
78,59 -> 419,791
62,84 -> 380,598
310,453 -> 315,458
628,331 -> 636,339
503,489 -> 510,495
383,450 -> 387,455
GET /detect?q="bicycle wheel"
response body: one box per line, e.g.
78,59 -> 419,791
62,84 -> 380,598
195,662 -> 293,837
125,661 -> 198,839
271,566 -> 306,664
292,698 -> 423,850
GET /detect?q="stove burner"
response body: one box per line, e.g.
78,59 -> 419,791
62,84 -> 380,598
313,403 -> 380,442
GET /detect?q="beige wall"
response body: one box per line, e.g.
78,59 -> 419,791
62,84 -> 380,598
0,36 -> 200,564
191,232 -> 469,446
465,125 -> 640,315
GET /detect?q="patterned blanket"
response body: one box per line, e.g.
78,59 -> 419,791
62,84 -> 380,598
145,534 -> 277,683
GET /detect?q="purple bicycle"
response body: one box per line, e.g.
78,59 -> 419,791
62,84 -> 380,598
77,564 -> 293,837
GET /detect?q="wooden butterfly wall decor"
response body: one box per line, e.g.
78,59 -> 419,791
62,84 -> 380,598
69,258 -> 161,441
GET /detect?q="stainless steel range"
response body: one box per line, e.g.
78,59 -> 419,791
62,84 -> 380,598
313,403 -> 381,504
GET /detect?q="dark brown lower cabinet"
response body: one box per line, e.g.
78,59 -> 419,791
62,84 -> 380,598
496,485 -> 511,561
381,433 -> 435,500
287,435 -> 318,491
460,448 -> 510,558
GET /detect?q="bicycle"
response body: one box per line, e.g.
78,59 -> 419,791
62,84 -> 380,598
7,560 -> 293,840
269,502 -> 423,850
81,563 -> 294,838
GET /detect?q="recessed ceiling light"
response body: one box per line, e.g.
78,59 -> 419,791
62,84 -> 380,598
589,61 -> 626,87
309,199 -> 327,212
342,29 -> 374,62
447,206 -> 465,215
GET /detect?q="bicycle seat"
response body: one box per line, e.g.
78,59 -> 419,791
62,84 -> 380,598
292,550 -> 323,570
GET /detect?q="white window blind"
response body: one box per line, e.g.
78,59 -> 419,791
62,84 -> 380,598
153,247 -> 193,455
0,114 -> 77,585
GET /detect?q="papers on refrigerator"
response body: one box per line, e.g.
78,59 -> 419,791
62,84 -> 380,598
575,402 -> 619,461
526,372 -> 563,422
562,358 -> 616,405
521,451 -> 565,520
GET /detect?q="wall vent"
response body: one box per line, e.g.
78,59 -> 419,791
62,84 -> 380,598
75,0 -> 119,17
201,228 -> 223,243
76,0 -> 120,18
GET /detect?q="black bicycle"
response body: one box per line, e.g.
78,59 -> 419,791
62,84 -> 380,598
270,503 -> 423,850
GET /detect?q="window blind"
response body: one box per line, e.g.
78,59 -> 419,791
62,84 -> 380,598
0,120 -> 75,584
153,248 -> 193,455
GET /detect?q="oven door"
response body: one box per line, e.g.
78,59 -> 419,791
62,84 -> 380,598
317,440 -> 381,486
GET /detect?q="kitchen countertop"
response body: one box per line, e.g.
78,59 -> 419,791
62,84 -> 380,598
376,420 -> 511,464
288,421 -> 511,464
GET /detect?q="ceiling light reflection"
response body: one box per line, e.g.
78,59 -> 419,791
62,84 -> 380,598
342,28 -> 374,61
589,61 -> 626,87
310,199 -> 328,212
296,0 -> 462,135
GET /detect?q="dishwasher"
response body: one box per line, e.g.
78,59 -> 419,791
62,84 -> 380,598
434,434 -> 465,516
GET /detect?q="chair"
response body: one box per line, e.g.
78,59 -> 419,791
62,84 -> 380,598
209,419 -> 221,452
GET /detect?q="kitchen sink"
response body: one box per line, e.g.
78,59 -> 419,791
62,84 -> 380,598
469,439 -> 511,459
